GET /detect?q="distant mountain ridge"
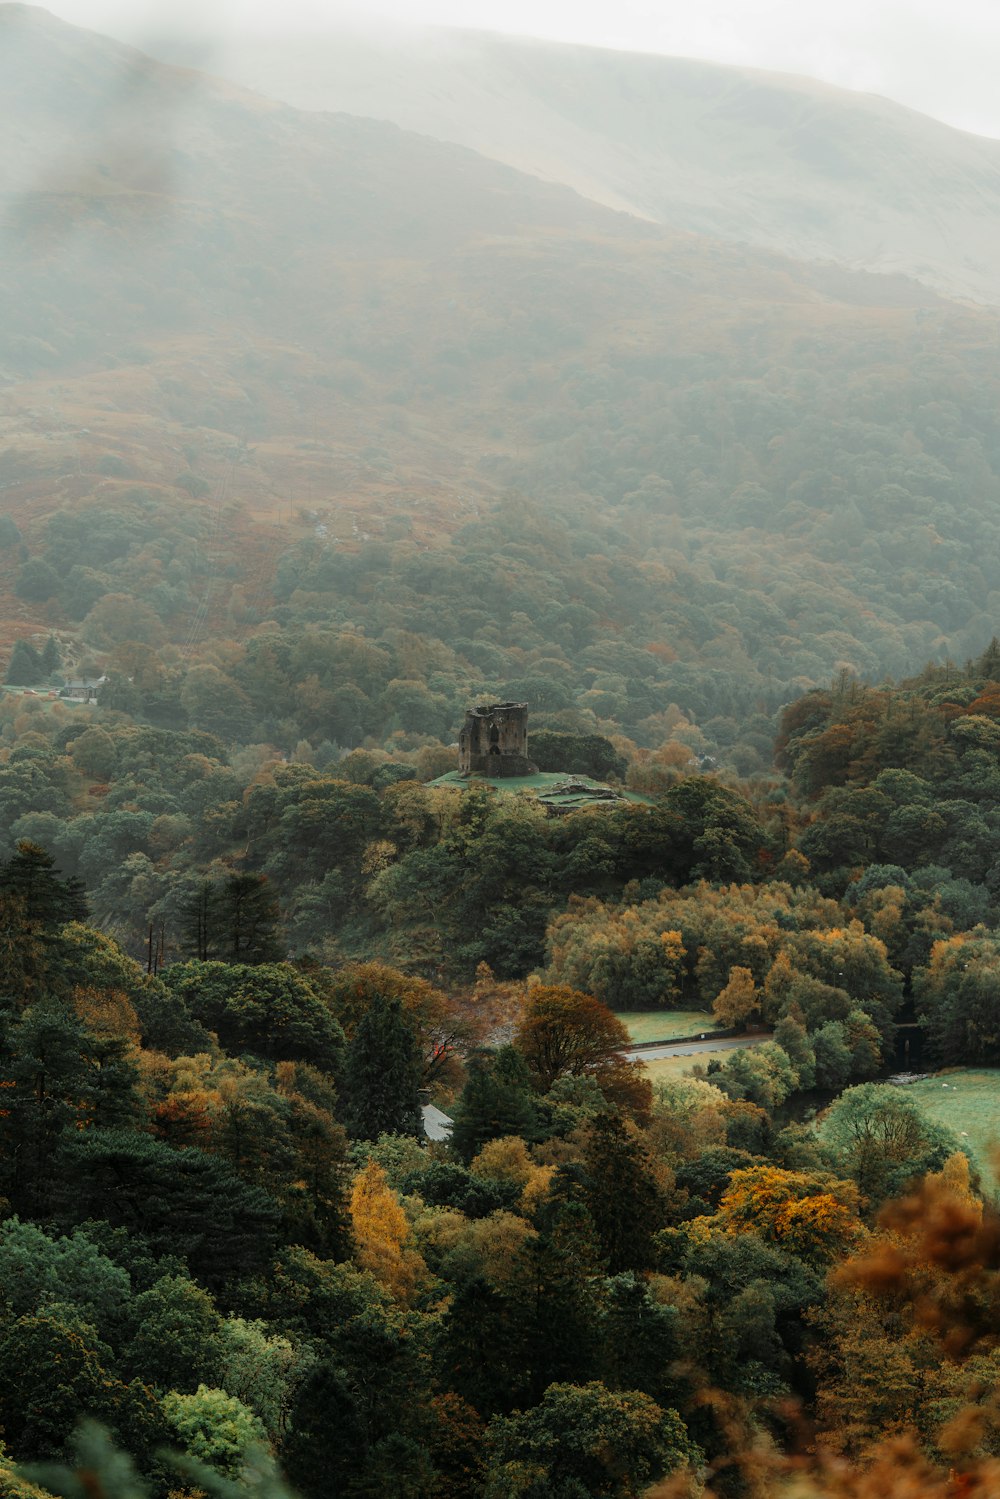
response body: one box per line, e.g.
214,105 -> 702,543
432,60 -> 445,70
5,3 -> 1000,731
167,25 -> 1000,307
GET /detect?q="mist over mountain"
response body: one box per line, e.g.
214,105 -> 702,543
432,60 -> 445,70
5,2 -> 1000,752
169,24 -> 1000,307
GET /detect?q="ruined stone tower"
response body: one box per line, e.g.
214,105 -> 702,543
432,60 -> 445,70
458,702 -> 538,778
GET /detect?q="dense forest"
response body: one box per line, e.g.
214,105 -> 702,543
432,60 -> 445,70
5,646 -> 1000,1495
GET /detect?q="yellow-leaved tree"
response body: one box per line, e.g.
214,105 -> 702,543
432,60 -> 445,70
349,1159 -> 427,1304
469,1135 -> 555,1216
712,966 -> 758,1028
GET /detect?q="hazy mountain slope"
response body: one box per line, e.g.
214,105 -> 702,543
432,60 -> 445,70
186,26 -> 1000,306
6,5 -> 1000,740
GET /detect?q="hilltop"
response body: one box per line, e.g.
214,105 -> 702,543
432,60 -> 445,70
3,6 -> 1000,760
168,24 -> 1000,306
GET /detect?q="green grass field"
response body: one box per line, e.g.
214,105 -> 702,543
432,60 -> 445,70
903,1069 -> 1000,1175
615,1010 -> 719,1044
642,1044 -> 741,1084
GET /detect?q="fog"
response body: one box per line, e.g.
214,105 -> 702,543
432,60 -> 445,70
37,0 -> 1000,139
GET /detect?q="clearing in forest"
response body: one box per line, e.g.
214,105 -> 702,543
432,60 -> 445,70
615,1010 -> 720,1044
903,1069 -> 1000,1176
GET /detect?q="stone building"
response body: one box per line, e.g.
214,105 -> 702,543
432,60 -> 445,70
458,701 -> 538,778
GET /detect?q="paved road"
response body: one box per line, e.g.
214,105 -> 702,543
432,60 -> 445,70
625,1034 -> 771,1062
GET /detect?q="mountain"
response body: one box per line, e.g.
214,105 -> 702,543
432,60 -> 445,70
5,5 -> 1000,758
172,25 -> 1000,307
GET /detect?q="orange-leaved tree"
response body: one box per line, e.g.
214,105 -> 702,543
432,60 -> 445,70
349,1159 -> 427,1305
514,984 -> 651,1120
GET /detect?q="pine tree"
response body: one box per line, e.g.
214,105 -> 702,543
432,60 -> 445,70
580,1112 -> 666,1274
181,874 -> 281,964
40,635 -> 61,675
342,996 -> 422,1141
0,842 -> 87,930
221,873 -> 282,963
5,638 -> 42,685
448,1047 -> 539,1163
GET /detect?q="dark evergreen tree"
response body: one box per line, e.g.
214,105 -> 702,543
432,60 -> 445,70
597,1272 -> 687,1411
342,995 -> 422,1140
219,872 -> 282,963
5,638 -> 42,685
282,1361 -> 366,1498
398,1161 -> 520,1219
0,514 -> 21,548
0,841 -> 88,931
516,1209 -> 602,1405
40,635 -> 61,675
435,1276 -> 533,1418
447,1046 -> 540,1163
0,999 -> 141,1216
180,873 -> 281,964
580,1112 -> 667,1274
183,878 -> 216,962
438,1176 -> 603,1415
15,558 -> 60,601
51,1128 -> 281,1288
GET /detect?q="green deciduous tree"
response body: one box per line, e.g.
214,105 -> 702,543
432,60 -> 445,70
482,1381 -> 694,1499
160,961 -> 344,1072
822,1082 -> 965,1205
162,1386 -> 268,1478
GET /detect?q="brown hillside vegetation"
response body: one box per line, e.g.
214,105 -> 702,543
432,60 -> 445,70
4,6 -> 1000,743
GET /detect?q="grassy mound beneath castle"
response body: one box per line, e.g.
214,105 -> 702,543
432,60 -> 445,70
430,769 -> 652,809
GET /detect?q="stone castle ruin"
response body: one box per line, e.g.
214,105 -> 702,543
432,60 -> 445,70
458,702 -> 538,778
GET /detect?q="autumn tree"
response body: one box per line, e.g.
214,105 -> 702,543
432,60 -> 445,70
712,965 -> 758,1028
514,985 -> 651,1119
695,1165 -> 863,1266
349,1160 -> 428,1304
325,961 -> 473,1086
915,934 -> 1000,1066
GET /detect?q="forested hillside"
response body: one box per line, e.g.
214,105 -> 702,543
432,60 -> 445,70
4,6 -> 1000,767
8,8 -> 1000,1496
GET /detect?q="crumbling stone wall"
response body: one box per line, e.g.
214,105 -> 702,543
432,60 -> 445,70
458,702 -> 538,777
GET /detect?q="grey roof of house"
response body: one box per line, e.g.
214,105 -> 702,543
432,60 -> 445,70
421,1103 -> 454,1141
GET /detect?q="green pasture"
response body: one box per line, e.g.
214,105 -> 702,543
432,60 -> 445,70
615,1010 -> 718,1044
903,1069 -> 1000,1176
642,1043 -> 740,1084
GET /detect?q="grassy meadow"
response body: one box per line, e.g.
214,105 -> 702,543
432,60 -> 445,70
903,1069 -> 1000,1176
641,1043 -> 744,1084
616,1010 -> 719,1044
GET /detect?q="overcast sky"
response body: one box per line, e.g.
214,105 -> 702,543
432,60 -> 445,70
43,0 -> 1000,139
